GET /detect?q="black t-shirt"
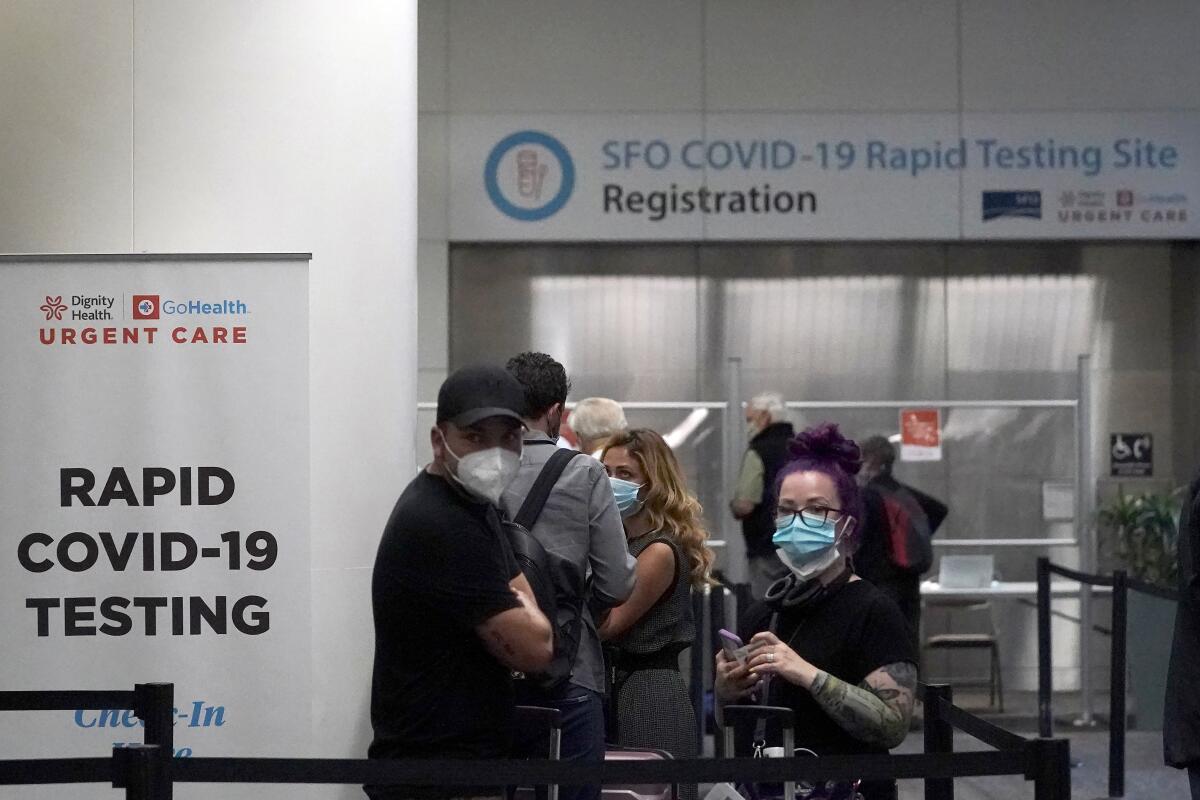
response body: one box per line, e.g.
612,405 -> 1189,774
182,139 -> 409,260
742,578 -> 916,799
368,470 -> 521,768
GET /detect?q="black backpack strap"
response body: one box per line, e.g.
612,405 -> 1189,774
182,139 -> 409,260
514,448 -> 581,530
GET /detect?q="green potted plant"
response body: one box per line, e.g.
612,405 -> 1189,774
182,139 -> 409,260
1098,488 -> 1182,729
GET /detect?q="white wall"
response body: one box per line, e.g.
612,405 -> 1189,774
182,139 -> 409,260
0,1 -> 417,793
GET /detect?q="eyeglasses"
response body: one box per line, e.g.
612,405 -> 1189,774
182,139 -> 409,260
774,505 -> 845,530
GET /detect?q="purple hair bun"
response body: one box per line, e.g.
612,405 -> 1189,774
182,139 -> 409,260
788,422 -> 863,476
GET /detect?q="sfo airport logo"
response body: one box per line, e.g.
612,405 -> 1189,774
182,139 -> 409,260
982,190 -> 1042,221
485,130 -> 575,221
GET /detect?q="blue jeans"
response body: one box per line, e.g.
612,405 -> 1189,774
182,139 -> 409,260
511,684 -> 605,800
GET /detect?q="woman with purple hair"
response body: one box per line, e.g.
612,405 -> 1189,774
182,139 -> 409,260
714,423 -> 918,800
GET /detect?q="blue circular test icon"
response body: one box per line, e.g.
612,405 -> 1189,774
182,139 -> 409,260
484,130 -> 575,221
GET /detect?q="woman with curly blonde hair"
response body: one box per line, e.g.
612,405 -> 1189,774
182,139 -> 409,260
599,428 -> 714,800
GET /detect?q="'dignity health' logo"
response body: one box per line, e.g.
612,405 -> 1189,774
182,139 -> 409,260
484,130 -> 575,221
40,296 -> 67,321
132,295 -> 160,320
982,190 -> 1042,221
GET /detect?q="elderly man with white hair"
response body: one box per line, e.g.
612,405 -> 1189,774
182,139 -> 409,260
730,391 -> 795,598
571,397 -> 628,457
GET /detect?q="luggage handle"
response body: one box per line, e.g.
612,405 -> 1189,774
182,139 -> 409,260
513,706 -> 563,800
720,705 -> 795,730
515,705 -> 564,731
720,705 -> 795,800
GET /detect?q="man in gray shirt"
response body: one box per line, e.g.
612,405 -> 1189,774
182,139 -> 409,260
502,352 -> 636,800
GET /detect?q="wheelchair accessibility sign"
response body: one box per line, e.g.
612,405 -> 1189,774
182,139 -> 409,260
1110,433 -> 1153,477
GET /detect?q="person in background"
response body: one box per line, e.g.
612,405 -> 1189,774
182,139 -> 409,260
730,391 -> 795,598
501,353 -> 637,800
571,397 -> 628,457
600,428 -> 714,800
367,365 -> 553,800
715,423 -> 917,800
1165,468 -> 1200,799
856,435 -> 947,649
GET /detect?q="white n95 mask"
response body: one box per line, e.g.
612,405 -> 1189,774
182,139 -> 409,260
442,436 -> 521,505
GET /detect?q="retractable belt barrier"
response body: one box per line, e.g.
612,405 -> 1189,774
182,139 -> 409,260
1036,557 -> 1180,799
1,681 -> 1071,800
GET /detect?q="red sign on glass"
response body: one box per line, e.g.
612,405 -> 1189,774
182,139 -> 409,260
900,408 -> 942,461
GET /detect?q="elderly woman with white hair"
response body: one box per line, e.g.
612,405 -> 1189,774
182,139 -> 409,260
570,397 -> 628,457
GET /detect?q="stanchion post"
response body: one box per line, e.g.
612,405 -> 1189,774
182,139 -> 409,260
734,583 -> 753,628
1109,571 -> 1127,798
1031,737 -> 1071,800
922,683 -> 954,800
707,585 -> 726,750
1036,557 -> 1053,739
112,744 -> 162,800
690,588 -> 705,752
135,683 -> 174,800
1076,353 -> 1096,726
723,357 -> 744,582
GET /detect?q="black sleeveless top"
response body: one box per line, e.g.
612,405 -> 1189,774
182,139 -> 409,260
613,534 -> 695,659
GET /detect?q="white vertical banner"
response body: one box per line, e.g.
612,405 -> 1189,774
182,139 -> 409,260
0,255 -> 310,795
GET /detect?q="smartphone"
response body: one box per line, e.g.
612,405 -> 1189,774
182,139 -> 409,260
718,628 -> 748,664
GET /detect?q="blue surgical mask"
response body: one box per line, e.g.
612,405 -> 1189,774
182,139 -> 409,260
609,476 -> 643,517
772,513 -> 837,560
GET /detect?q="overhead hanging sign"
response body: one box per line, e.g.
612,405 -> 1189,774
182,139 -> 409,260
449,112 -> 1199,241
900,409 -> 943,462
0,254 -> 310,798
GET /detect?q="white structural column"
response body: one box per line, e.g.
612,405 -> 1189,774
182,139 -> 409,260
0,3 -> 418,796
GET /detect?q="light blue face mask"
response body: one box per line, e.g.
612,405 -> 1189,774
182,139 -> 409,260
609,476 -> 643,518
772,513 -> 837,561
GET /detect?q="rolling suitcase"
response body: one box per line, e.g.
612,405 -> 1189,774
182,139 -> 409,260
720,705 -> 863,800
512,705 -> 675,800
720,705 -> 797,800
601,745 -> 673,800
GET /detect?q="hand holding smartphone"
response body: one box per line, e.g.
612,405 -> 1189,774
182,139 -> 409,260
718,628 -> 750,666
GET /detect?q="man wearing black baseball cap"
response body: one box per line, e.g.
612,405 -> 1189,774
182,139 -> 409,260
367,365 -> 553,799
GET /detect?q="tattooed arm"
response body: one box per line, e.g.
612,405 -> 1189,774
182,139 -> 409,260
745,632 -> 918,749
476,573 -> 554,673
809,662 -> 917,749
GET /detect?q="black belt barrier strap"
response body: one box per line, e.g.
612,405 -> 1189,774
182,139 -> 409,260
0,757 -> 112,785
1,681 -> 1073,800
0,690 -> 135,711
0,738 -> 1073,799
1125,577 -> 1180,602
933,697 -> 1027,752
1043,562 -> 1116,587
169,751 -> 1030,785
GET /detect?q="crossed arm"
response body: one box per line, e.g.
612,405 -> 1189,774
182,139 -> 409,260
475,572 -> 554,673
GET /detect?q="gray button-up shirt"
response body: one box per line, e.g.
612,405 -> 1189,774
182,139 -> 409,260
500,430 -> 637,694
